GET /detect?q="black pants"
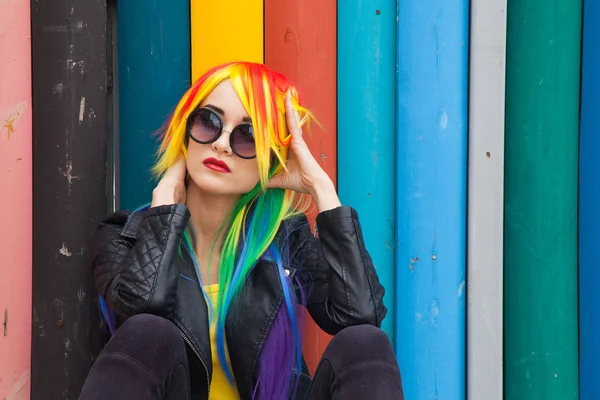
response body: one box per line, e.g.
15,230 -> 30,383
79,314 -> 403,400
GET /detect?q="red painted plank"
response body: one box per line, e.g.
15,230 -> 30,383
265,0 -> 337,373
0,1 -> 32,398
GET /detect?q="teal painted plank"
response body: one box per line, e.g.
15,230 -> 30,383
396,0 -> 469,398
337,1 -> 396,342
118,1 -> 191,210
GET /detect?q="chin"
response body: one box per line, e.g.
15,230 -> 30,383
189,171 -> 256,197
191,176 -> 236,196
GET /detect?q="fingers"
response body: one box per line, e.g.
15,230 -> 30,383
151,157 -> 187,207
265,175 -> 281,189
285,92 -> 302,137
266,170 -> 289,189
163,156 -> 187,181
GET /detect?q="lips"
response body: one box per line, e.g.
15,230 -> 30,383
203,157 -> 231,173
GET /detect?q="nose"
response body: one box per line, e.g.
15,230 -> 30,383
211,128 -> 233,156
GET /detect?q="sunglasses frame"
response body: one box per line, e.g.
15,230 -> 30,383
186,107 -> 256,159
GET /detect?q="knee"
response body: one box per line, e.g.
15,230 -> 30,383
333,324 -> 392,350
325,325 -> 397,366
118,313 -> 180,338
105,314 -> 185,370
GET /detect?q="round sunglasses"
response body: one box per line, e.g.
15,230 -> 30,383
186,107 -> 256,159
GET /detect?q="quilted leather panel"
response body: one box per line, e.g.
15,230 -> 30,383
92,205 -> 190,318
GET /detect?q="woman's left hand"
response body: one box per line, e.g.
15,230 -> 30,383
267,92 -> 341,212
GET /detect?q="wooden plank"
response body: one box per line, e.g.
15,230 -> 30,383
504,0 -> 581,398
0,1 -> 32,398
30,1 -> 109,397
338,0 -> 397,346
118,1 -> 191,210
467,0 -> 506,398
578,0 -> 600,397
191,0 -> 263,81
264,0 -> 337,373
395,0 -> 469,398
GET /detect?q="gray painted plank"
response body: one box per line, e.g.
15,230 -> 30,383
467,1 -> 507,399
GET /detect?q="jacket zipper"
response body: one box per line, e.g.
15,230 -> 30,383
178,327 -> 210,399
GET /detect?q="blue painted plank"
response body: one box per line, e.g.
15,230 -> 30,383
118,1 -> 191,210
395,0 -> 469,398
337,1 -> 397,343
579,0 -> 600,398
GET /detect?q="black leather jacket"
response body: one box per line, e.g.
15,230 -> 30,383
91,204 -> 386,400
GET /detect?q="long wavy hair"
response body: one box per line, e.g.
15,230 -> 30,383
153,62 -> 313,399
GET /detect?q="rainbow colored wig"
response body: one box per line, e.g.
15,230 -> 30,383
153,62 -> 313,399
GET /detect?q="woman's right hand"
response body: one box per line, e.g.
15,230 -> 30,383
151,157 -> 187,207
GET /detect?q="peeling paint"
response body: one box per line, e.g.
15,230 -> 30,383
79,97 -> 86,123
53,82 -> 64,95
457,280 -> 466,297
64,337 -> 72,352
43,20 -> 84,33
431,298 -> 440,318
59,242 -> 72,257
77,287 -> 86,302
438,110 -> 448,130
2,101 -> 28,139
58,160 -> 80,194
4,369 -> 30,400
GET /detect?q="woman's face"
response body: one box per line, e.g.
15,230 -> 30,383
186,80 -> 261,196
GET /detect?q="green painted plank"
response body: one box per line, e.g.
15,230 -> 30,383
504,0 -> 581,399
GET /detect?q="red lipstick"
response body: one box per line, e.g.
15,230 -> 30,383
203,157 -> 231,173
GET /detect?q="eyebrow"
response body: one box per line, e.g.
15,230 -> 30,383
204,104 -> 252,124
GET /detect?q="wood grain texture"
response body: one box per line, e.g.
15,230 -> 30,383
467,0 -> 506,398
265,0 -> 337,373
118,1 -> 191,210
504,0 -> 581,398
0,1 -> 32,398
30,1 -> 108,397
338,0 -> 397,347
578,0 -> 599,397
396,0 -> 469,398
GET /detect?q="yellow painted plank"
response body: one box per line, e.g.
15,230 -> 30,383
191,0 -> 264,80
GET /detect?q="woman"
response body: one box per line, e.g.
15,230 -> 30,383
80,62 -> 403,400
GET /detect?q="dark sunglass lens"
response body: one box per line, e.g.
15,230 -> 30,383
232,125 -> 256,158
190,109 -> 221,142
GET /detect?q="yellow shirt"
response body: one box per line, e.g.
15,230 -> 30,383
205,284 -> 240,399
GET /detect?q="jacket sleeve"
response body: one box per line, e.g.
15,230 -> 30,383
289,206 -> 387,335
91,204 -> 190,319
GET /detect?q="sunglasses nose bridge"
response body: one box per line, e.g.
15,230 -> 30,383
211,128 -> 233,155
